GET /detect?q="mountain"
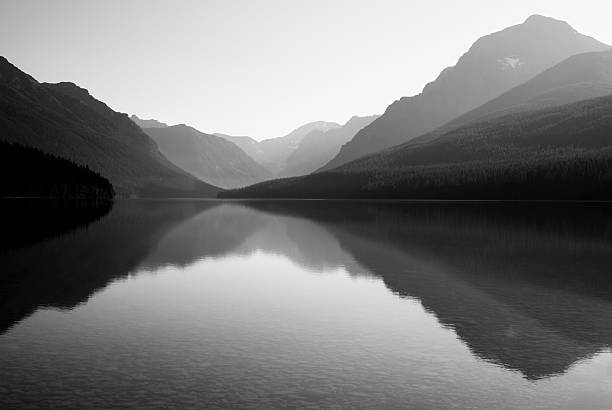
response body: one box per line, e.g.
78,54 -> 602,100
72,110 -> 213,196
217,121 -> 341,174
130,115 -> 168,129
416,49 -> 612,142
280,115 -> 379,177
320,15 -> 610,171
213,133 -> 266,165
143,124 -> 272,189
0,56 -> 219,197
220,94 -> 612,199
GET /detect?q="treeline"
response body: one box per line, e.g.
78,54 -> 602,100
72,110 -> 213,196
363,148 -> 612,200
221,94 -> 612,200
221,148 -> 612,200
0,141 -> 115,199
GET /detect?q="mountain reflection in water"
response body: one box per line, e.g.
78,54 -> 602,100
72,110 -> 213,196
1,199 -> 611,384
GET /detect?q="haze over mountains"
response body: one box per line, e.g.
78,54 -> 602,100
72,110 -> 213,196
217,121 -> 341,174
214,118 -> 378,178
222,19 -> 612,199
213,133 -> 264,165
319,15 -> 610,171
3,14 -> 612,200
131,117 -> 353,187
425,49 -> 612,140
281,115 -> 379,177
0,57 -> 218,197
224,92 -> 612,199
142,124 -> 271,189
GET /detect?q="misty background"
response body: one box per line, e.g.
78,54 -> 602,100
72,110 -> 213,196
2,0 -> 612,140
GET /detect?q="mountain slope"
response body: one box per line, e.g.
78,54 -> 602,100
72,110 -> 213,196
412,49 -> 612,144
0,56 -> 218,197
320,15 -> 610,171
281,115 -> 379,177
220,94 -> 612,199
213,133 -> 267,165
130,115 -> 168,129
217,121 -> 341,174
0,141 -> 114,199
143,124 -> 272,189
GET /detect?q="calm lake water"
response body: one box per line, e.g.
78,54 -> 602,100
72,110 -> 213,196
1,200 -> 612,409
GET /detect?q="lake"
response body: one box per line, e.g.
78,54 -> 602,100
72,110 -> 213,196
1,200 -> 612,409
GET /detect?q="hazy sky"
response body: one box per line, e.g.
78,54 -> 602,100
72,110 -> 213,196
1,0 -> 611,140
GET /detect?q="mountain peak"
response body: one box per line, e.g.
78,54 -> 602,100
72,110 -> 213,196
524,14 -> 562,24
0,55 -> 18,72
320,15 -> 609,171
522,15 -> 574,31
0,56 -> 39,88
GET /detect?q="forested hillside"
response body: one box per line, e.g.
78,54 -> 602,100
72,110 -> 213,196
0,141 -> 114,199
0,56 -> 219,198
221,95 -> 612,199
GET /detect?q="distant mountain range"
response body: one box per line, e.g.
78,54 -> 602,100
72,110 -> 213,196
222,35 -> 612,199
215,118 -> 380,178
142,124 -> 271,189
4,14 -> 612,200
217,121 -> 341,174
281,115 -> 379,177
223,93 -> 612,199
319,15 -> 610,171
213,133 -> 264,165
0,57 -> 219,197
132,117 -> 352,184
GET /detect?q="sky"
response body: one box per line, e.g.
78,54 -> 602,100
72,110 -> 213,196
1,0 -> 612,140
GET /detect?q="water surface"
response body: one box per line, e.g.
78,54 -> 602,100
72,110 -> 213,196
1,200 -> 612,409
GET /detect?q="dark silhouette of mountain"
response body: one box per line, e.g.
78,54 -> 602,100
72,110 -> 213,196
0,141 -> 114,199
130,114 -> 168,128
143,124 -> 272,189
320,15 -> 610,171
217,121 -> 341,174
0,56 -> 219,197
221,94 -> 612,199
413,49 -> 612,144
280,115 -> 379,177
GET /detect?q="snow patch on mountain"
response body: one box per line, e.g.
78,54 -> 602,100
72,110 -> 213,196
498,57 -> 523,69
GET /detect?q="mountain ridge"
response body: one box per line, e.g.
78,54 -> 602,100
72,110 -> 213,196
131,115 -> 168,129
217,121 -> 341,174
143,124 -> 272,189
221,93 -> 612,199
0,56 -> 219,197
282,115 -> 379,177
319,15 -> 610,171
